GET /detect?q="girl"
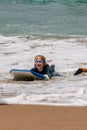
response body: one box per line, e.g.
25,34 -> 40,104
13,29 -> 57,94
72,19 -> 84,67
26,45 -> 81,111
31,55 -> 61,79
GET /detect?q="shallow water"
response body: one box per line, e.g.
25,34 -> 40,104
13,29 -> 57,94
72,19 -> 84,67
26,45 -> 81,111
0,35 -> 87,105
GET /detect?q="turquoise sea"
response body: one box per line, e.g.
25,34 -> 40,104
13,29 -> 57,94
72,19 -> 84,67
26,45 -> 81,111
0,0 -> 87,36
0,0 -> 87,105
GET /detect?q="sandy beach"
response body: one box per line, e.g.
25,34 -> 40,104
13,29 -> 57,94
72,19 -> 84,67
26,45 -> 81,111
0,105 -> 87,130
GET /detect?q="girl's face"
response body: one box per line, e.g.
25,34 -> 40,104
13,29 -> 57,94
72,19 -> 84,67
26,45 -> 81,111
34,57 -> 45,71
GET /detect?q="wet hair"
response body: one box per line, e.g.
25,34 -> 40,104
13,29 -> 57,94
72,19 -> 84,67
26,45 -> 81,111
34,55 -> 46,63
34,55 -> 49,67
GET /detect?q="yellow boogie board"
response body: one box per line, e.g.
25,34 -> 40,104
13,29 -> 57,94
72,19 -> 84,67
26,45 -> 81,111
10,69 -> 46,81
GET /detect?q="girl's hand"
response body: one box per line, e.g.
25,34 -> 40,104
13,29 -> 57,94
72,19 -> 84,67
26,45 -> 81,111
44,75 -> 50,80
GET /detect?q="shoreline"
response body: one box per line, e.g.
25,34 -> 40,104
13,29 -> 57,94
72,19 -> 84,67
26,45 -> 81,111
0,105 -> 87,130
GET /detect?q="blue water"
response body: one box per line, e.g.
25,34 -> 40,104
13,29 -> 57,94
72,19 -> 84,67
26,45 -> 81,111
0,0 -> 87,36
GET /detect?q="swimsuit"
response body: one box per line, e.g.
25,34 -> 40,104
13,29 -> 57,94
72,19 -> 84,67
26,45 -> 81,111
31,65 -> 61,78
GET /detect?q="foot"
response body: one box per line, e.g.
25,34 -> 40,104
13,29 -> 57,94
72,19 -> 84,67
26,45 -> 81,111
74,68 -> 83,75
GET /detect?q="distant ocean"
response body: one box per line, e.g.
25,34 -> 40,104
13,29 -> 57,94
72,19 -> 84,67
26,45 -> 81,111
0,0 -> 87,105
0,0 -> 87,36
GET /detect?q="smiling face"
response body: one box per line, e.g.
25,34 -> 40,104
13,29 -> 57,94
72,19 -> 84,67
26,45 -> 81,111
34,55 -> 46,71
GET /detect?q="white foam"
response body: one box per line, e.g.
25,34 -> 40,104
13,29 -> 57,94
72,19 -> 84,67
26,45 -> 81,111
1,35 -> 87,106
0,94 -> 27,104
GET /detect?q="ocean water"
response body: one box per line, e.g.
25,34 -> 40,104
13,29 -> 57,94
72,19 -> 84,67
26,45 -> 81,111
0,0 -> 87,105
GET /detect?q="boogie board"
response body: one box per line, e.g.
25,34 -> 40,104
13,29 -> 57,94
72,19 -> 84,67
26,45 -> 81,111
10,69 -> 46,81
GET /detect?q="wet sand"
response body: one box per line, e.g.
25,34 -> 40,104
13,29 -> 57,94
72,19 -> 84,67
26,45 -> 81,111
0,105 -> 87,130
